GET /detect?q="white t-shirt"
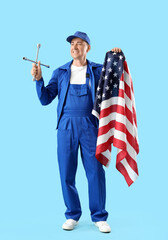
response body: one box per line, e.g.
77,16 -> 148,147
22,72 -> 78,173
70,64 -> 87,84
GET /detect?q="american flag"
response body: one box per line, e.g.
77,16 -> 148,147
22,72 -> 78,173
92,51 -> 139,186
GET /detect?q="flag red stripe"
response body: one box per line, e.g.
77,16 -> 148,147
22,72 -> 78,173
113,137 -> 127,152
96,136 -> 113,155
98,120 -> 116,136
116,150 -> 138,175
98,121 -> 139,156
125,152 -> 139,175
116,161 -> 134,186
124,81 -> 132,100
98,120 -> 126,137
124,61 -> 129,74
99,104 -> 125,119
96,153 -> 109,166
125,105 -> 133,124
98,98 -> 134,126
126,128 -> 139,154
133,107 -> 137,127
119,88 -> 124,98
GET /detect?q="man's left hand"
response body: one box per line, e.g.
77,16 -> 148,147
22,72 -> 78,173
111,47 -> 121,53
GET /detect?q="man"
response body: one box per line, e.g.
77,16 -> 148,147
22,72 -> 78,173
31,31 -> 121,233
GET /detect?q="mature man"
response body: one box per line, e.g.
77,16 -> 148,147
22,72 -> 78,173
31,31 -> 121,233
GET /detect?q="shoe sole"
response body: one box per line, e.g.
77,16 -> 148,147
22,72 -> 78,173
62,222 -> 78,231
94,223 -> 111,233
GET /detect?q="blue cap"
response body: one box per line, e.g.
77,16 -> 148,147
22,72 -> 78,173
66,31 -> 90,45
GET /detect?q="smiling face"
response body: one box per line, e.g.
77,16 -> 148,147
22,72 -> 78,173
70,38 -> 91,61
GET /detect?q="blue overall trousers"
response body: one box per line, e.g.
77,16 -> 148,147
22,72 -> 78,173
57,69 -> 108,222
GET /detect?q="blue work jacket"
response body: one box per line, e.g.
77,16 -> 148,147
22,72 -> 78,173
36,59 -> 103,129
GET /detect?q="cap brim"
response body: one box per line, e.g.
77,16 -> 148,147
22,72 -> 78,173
66,35 -> 78,43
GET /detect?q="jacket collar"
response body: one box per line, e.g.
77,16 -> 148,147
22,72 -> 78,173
59,59 -> 102,70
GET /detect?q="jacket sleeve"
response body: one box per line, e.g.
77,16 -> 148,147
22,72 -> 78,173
35,69 -> 59,105
94,64 -> 103,88
97,64 -> 103,76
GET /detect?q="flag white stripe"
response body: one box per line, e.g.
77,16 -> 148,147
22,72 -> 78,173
92,109 -> 100,119
97,125 -> 137,160
119,80 -> 124,90
101,149 -> 111,162
101,96 -> 125,110
124,70 -> 131,87
127,140 -> 137,160
124,93 -> 132,112
99,112 -> 117,127
97,128 -> 115,145
124,70 -> 139,142
120,158 -> 138,182
99,110 -> 135,139
125,116 -> 136,137
97,128 -> 126,146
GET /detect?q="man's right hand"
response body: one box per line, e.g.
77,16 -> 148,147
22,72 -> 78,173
31,61 -> 42,81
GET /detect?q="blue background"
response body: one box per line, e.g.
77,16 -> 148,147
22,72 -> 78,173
0,0 -> 168,239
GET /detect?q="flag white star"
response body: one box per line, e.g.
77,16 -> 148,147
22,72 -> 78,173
112,52 -> 117,55
110,90 -> 112,94
113,83 -> 118,88
107,57 -> 111,62
118,66 -> 121,71
119,55 -> 123,60
113,61 -> 118,66
97,86 -> 101,91
108,67 -> 112,72
102,93 -> 105,98
105,85 -> 110,90
102,67 -> 105,71
97,94 -> 101,99
98,103 -> 101,108
113,72 -> 118,77
110,79 -> 113,83
104,75 -> 108,80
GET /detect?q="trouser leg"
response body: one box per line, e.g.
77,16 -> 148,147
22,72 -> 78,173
79,126 -> 108,222
57,129 -> 81,221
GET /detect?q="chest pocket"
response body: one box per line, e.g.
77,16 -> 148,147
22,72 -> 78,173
70,84 -> 88,97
